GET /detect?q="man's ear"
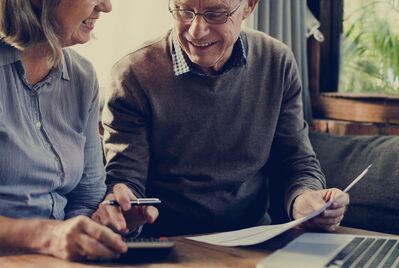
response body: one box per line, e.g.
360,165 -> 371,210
242,0 -> 259,19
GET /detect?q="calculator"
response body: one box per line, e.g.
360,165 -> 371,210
124,237 -> 175,249
120,237 -> 175,261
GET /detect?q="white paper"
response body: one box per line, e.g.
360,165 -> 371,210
187,200 -> 331,246
186,165 -> 371,247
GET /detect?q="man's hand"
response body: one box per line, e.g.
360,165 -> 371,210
292,188 -> 350,232
44,216 -> 127,261
92,183 -> 159,234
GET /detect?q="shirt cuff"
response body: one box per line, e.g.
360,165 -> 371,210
64,208 -> 94,219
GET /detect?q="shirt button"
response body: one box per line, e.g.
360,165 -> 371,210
35,122 -> 41,128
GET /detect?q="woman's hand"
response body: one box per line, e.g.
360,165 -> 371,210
43,215 -> 127,261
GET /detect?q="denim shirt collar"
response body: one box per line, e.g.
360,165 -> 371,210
0,41 -> 69,81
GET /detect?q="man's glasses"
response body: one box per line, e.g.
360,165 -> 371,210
169,1 -> 242,24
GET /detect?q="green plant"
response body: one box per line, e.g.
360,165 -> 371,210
339,0 -> 399,94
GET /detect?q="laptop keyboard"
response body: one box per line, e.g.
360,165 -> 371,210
326,237 -> 399,268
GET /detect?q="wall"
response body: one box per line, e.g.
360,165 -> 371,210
73,0 -> 173,92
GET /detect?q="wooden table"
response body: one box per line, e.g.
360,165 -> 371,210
0,227 -> 392,268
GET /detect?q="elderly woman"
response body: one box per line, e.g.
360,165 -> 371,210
0,0 -> 127,261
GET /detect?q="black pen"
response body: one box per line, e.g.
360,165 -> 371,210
101,198 -> 161,206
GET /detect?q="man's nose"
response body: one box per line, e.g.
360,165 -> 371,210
188,15 -> 210,40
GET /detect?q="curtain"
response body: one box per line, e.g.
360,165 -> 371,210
249,0 -> 313,122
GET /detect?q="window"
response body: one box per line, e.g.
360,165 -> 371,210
340,0 -> 399,94
308,0 -> 399,126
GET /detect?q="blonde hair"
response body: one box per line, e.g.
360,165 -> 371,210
0,0 -> 62,66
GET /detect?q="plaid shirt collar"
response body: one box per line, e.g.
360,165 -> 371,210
170,29 -> 247,76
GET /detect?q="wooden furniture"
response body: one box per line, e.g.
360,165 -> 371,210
310,93 -> 399,136
0,227 -> 393,268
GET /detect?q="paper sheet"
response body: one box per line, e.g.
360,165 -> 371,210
187,200 -> 331,246
186,165 -> 371,247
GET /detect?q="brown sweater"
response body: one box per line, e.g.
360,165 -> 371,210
102,28 -> 325,236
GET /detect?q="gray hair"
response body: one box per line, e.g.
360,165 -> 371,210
0,0 -> 62,66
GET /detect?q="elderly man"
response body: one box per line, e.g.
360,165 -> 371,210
93,0 -> 349,237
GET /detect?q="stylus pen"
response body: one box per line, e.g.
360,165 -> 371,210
101,198 -> 161,206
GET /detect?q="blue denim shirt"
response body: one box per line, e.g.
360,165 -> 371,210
0,42 -> 106,219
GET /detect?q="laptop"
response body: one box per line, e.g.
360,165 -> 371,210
256,232 -> 399,268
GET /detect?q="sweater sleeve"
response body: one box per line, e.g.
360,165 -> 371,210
268,50 -> 326,218
102,63 -> 150,198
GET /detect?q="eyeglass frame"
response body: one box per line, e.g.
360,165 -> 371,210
168,1 -> 242,24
